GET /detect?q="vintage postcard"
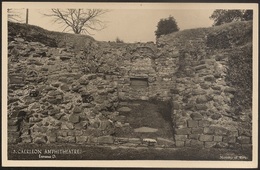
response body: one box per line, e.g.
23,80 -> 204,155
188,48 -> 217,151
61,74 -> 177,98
1,2 -> 258,168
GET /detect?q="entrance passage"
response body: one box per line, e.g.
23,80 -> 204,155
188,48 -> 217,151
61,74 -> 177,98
114,100 -> 174,140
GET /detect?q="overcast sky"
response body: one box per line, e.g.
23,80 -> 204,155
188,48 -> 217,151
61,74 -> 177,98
11,8 -> 214,43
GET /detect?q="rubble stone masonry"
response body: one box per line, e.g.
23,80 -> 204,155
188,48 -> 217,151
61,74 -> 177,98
7,21 -> 252,149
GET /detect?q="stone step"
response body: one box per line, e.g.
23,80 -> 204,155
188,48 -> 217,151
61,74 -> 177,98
134,127 -> 158,133
117,107 -> 132,113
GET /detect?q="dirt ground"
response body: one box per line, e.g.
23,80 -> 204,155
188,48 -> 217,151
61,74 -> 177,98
8,143 -> 252,161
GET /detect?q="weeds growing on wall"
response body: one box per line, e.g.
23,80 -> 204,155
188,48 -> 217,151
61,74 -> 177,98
226,44 -> 252,114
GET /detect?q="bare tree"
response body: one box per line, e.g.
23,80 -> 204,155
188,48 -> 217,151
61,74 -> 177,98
8,9 -> 23,22
44,9 -> 109,34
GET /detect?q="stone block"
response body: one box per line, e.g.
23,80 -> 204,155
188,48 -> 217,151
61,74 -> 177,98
8,118 -> 19,126
199,120 -> 210,127
172,102 -> 180,110
190,113 -> 203,120
34,136 -> 47,144
199,135 -> 213,142
100,120 -> 113,130
238,129 -> 251,137
194,64 -> 207,71
205,141 -> 217,148
8,131 -> 20,138
195,104 -> 208,111
69,114 -> 80,124
175,128 -> 191,135
223,136 -> 236,143
21,136 -> 32,143
200,83 -> 210,89
156,137 -> 175,146
76,136 -> 88,144
187,120 -> 198,128
53,112 -> 65,120
228,143 -> 241,149
215,142 -> 229,148
214,127 -> 229,135
61,122 -> 74,130
211,113 -> 222,120
204,75 -> 215,82
115,137 -> 129,144
57,136 -> 75,143
175,135 -> 187,141
87,136 -> 98,143
237,136 -> 251,144
68,130 -> 83,136
117,107 -> 131,113
241,144 -> 252,150
184,139 -> 191,146
185,103 -> 193,110
129,138 -> 142,144
170,89 -> 179,94
57,131 -> 68,137
224,87 -> 236,94
191,128 -> 204,134
9,76 -> 24,84
9,125 -> 19,132
196,96 -> 208,104
213,136 -> 223,142
175,141 -> 185,147
48,136 -> 57,143
8,137 -> 21,144
211,85 -> 222,90
228,130 -> 239,137
73,106 -> 82,113
190,139 -> 204,147
204,127 -> 214,134
192,89 -> 206,95
98,136 -> 114,144
143,138 -> 157,146
175,120 -> 187,128
189,134 -> 199,140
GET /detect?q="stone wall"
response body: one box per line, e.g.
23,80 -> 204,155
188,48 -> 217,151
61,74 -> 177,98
8,37 -> 119,145
8,21 -> 252,149
157,21 -> 253,149
7,34 -> 177,146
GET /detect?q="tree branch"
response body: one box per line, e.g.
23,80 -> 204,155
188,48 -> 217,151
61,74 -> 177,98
43,8 -> 108,34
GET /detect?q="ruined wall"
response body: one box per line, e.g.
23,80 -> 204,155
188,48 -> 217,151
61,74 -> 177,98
8,37 -> 120,145
7,21 -> 252,149
157,21 -> 253,149
7,26 -> 177,146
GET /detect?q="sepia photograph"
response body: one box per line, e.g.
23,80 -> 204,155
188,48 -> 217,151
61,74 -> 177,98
1,1 -> 258,168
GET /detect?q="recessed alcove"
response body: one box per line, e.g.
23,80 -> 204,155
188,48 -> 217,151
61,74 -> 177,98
130,77 -> 148,88
114,100 -> 174,141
